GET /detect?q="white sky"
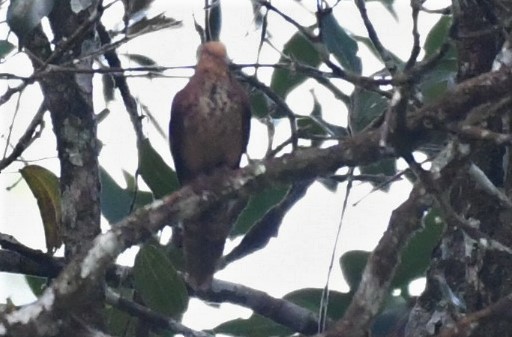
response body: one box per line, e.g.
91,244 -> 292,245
0,0 -> 448,331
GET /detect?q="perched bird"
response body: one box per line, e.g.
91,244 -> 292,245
169,42 -> 251,290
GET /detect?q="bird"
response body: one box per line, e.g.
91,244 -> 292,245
169,41 -> 251,290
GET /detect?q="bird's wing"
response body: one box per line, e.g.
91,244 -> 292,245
169,87 -> 193,184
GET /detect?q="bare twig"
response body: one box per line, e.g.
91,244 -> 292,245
354,0 -> 398,74
96,22 -> 144,143
0,103 -> 46,172
404,0 -> 422,70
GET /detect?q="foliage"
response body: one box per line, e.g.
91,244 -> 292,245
1,0 -> 512,337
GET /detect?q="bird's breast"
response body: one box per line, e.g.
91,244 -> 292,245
180,81 -> 245,175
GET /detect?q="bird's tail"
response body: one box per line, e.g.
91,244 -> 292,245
183,197 -> 247,291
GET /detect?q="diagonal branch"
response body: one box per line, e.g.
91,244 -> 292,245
319,183 -> 432,337
1,65 -> 512,336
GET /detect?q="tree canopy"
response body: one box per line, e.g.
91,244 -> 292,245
1,1 -> 512,337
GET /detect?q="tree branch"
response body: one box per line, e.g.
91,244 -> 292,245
1,65 -> 512,335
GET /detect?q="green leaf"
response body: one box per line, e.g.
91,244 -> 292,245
419,58 -> 456,105
339,250 -> 370,291
100,167 -> 153,223
270,32 -> 321,105
123,53 -> 157,67
25,276 -> 47,297
232,186 -> 290,236
421,16 -> 456,105
284,288 -> 352,320
213,314 -> 293,337
297,116 -> 327,139
127,13 -> 182,35
0,40 -> 15,58
424,15 -> 452,57
249,90 -> 269,119
359,159 -> 397,192
20,165 -> 61,253
138,138 -> 180,199
392,208 -> 444,294
105,305 -> 136,337
104,287 -> 138,336
349,87 -> 388,133
134,243 -> 188,317
7,0 -> 55,46
318,8 -> 362,74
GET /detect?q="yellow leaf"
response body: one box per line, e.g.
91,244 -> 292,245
20,165 -> 62,253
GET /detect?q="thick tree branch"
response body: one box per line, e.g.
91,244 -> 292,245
320,183 -> 432,337
202,279 -> 320,334
1,64 -> 511,335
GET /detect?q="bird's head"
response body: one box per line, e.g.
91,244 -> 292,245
195,41 -> 230,76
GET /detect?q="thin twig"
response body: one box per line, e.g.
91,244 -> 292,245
404,0 -> 422,70
0,103 -> 46,172
354,0 -> 398,74
96,22 -> 145,143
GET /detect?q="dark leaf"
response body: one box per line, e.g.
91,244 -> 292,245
392,208 -> 444,294
0,40 -> 15,58
25,275 -> 47,297
127,13 -> 182,35
138,138 -> 179,199
318,8 -> 362,74
20,165 -> 61,253
419,58 -> 456,105
349,87 -> 388,133
421,16 -> 456,105
284,288 -> 352,320
270,31 -> 321,107
105,305 -> 136,337
424,15 -> 452,57
297,116 -> 327,139
100,167 -> 153,224
359,159 -> 397,192
213,314 -> 292,337
232,186 -> 290,236
105,287 -> 137,336
125,0 -> 155,18
123,53 -> 157,66
339,250 -> 369,291
7,0 -> 55,45
134,243 -> 188,317
249,90 -> 269,119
